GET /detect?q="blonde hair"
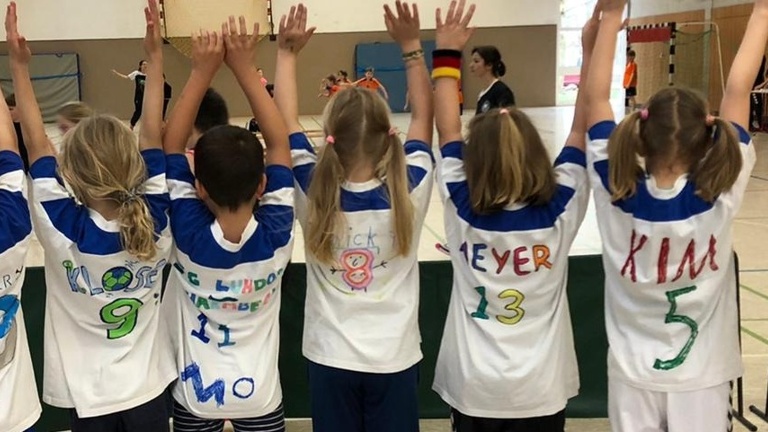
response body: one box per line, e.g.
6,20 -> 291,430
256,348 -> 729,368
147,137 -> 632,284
307,88 -> 414,264
465,108 -> 556,214
59,115 -> 157,260
609,87 -> 742,202
56,101 -> 93,125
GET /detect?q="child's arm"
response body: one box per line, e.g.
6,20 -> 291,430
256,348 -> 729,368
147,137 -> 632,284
139,0 -> 164,151
5,1 -> 52,165
162,31 -> 225,155
566,1 -> 600,151
720,0 -> 768,129
585,0 -> 626,129
376,78 -> 390,100
384,1 -> 432,143
0,90 -> 18,155
434,0 -> 475,147
274,5 -> 316,135
224,16 -> 290,167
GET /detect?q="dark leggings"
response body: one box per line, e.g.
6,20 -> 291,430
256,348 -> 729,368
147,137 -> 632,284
130,99 -> 143,128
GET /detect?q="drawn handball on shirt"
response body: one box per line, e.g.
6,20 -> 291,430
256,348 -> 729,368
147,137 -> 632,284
0,294 -> 19,368
102,266 -> 134,292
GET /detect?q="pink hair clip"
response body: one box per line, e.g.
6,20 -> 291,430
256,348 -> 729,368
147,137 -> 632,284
499,108 -> 510,115
640,109 -> 650,121
326,135 -> 335,145
388,127 -> 398,136
706,114 -> 716,126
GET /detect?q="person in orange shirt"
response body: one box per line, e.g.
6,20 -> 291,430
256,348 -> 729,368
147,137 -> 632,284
354,67 -> 389,100
624,49 -> 638,113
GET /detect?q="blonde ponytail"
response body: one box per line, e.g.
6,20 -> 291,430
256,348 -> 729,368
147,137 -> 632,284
608,111 -> 645,201
691,118 -> 742,202
377,134 -> 414,256
118,194 -> 157,261
306,145 -> 346,264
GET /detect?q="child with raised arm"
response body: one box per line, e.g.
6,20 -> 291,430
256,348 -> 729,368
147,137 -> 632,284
161,16 -> 293,432
10,2 -> 175,431
274,3 -> 433,431
431,1 -> 591,431
0,10 -> 40,429
585,0 -> 763,430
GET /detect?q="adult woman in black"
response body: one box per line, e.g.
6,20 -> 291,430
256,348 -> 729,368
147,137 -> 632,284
112,60 -> 147,129
470,46 -> 515,114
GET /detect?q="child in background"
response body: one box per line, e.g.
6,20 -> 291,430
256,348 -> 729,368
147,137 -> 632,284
431,1 -> 591,431
354,66 -> 390,100
10,2 -> 176,431
0,42 -> 40,431
161,16 -> 293,432
55,101 -> 93,135
274,3 -> 433,431
184,88 -> 230,170
585,0 -> 762,430
624,49 -> 638,113
337,70 -> 353,88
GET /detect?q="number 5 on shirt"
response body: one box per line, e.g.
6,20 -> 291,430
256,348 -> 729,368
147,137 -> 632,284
653,285 -> 699,371
471,286 -> 526,325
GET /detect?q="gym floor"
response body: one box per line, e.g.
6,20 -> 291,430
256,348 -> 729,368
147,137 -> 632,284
38,106 -> 768,431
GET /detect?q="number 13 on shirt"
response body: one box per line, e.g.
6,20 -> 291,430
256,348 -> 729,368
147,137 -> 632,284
471,286 -> 526,325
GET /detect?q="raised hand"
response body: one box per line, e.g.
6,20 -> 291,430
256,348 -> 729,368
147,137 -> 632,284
384,1 -> 420,48
191,30 -> 225,79
278,4 -> 316,54
5,2 -> 30,65
435,0 -> 476,51
601,0 -> 626,14
222,16 -> 259,73
143,0 -> 163,60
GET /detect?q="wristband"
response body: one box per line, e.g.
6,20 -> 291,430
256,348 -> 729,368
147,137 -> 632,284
433,49 -> 462,59
402,49 -> 425,62
432,67 -> 461,80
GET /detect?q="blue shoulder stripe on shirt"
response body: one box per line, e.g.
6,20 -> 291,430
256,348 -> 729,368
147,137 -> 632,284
0,153 -> 31,252
441,141 -> 464,160
732,122 -> 751,145
142,148 -> 166,178
555,147 -> 586,167
0,150 -> 23,176
588,120 -> 616,141
290,133 -> 315,194
446,181 -> 577,232
166,154 -> 195,184
29,156 -> 60,181
264,165 -> 294,193
404,140 -> 435,163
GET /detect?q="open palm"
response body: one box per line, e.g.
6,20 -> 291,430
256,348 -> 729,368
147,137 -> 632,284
278,4 -> 316,53
435,0 -> 476,51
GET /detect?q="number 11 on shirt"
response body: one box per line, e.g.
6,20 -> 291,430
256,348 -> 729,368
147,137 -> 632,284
191,313 -> 236,348
471,286 -> 526,325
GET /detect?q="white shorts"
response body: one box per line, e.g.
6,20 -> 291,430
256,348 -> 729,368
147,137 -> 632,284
608,379 -> 732,432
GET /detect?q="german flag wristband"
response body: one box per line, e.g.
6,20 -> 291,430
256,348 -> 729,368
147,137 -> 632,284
432,50 -> 462,80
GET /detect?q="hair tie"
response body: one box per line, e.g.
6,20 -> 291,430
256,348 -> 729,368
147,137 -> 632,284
499,108 -> 510,115
326,135 -> 335,145
706,114 -> 716,127
119,189 -> 141,206
388,127 -> 398,136
640,109 -> 649,121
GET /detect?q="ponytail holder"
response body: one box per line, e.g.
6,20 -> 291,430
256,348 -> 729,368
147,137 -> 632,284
326,135 -> 335,145
119,189 -> 141,206
499,108 -> 510,115
706,114 -> 716,127
388,127 -> 398,136
640,109 -> 649,121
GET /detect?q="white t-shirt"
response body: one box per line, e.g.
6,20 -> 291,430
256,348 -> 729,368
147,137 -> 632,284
164,155 -> 295,419
127,70 -> 145,81
290,132 -> 434,373
432,142 -> 588,418
587,120 -> 755,392
0,151 -> 41,432
29,149 -> 176,418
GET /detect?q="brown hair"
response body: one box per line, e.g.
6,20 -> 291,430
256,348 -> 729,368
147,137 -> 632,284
307,87 -> 414,264
465,108 -> 556,213
56,102 -> 93,125
59,115 -> 157,260
608,87 -> 742,202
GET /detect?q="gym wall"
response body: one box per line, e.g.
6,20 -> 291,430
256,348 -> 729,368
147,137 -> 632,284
1,30 -> 556,118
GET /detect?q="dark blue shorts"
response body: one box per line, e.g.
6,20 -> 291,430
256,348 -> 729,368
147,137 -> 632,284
69,391 -> 170,432
308,360 -> 420,432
